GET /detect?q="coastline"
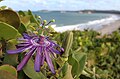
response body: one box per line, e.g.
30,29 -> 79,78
54,19 -> 120,35
54,15 -> 120,34
98,20 -> 120,35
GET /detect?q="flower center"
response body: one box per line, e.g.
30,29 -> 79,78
31,36 -> 51,47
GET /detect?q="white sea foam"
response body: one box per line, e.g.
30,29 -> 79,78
53,15 -> 120,32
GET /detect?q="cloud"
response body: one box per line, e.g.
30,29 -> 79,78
0,0 -> 120,10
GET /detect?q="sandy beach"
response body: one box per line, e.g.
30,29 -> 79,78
98,20 -> 120,35
54,19 -> 120,35
54,18 -> 120,35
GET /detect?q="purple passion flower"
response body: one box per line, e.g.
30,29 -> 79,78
7,33 -> 64,74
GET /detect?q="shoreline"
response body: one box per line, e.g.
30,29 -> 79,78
53,14 -> 120,34
54,19 -> 120,35
98,20 -> 120,35
54,19 -> 120,34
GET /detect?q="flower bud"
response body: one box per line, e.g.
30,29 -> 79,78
51,19 -> 55,22
43,20 -> 47,24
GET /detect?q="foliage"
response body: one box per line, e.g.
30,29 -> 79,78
62,30 -> 120,79
0,0 -> 3,2
0,8 -> 86,79
0,7 -> 120,79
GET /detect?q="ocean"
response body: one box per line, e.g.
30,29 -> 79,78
33,11 -> 120,32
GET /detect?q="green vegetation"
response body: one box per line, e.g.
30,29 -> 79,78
0,6 -> 120,79
0,0 -> 3,2
55,30 -> 120,79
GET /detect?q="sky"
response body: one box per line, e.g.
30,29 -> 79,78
0,0 -> 120,11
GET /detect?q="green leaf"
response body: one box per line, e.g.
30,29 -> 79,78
18,71 -> 26,79
18,23 -> 27,34
0,65 -> 17,79
3,39 -> 18,66
63,63 -> 73,79
0,65 -> 17,76
68,52 -> 87,79
23,59 -> 46,79
0,0 -> 3,2
0,6 -> 7,10
0,42 -> 2,57
18,10 -> 26,16
28,10 -> 40,26
0,70 -> 17,79
61,62 -> 68,77
62,31 -> 73,58
0,22 -> 18,40
20,15 -> 31,26
3,54 -> 18,66
0,9 -> 20,29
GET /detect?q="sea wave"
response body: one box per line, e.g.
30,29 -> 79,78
53,15 -> 120,32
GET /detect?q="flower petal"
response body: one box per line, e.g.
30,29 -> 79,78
7,45 -> 33,54
45,50 -> 55,74
47,39 -> 64,54
52,42 -> 64,53
34,47 -> 42,72
41,53 -> 45,66
39,47 -> 45,66
47,49 -> 55,58
50,48 -> 62,54
17,47 -> 36,71
17,43 -> 31,47
18,38 -> 29,41
23,33 -> 31,39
